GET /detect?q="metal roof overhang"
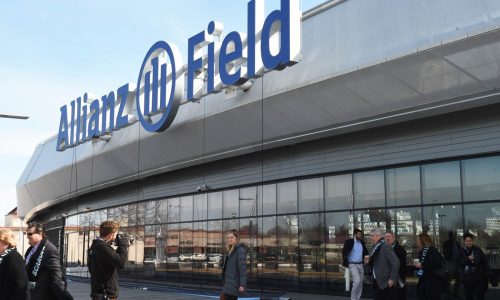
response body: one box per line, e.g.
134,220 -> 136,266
17,24 -> 500,220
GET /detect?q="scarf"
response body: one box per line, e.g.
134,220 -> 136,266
370,238 -> 385,262
25,239 -> 47,282
0,247 -> 16,266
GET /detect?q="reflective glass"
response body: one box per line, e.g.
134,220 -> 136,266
223,189 -> 239,219
386,166 -> 421,207
423,205 -> 463,253
422,162 -> 461,204
276,215 -> 299,278
259,184 -> 276,215
298,213 -> 325,279
355,209 -> 387,246
239,218 -> 258,276
387,207 -> 423,268
325,174 -> 352,211
180,196 -> 193,222
353,171 -> 385,208
464,203 -> 500,268
167,198 -> 180,223
193,194 -> 207,221
324,211 -> 352,281
240,187 -> 258,218
259,216 -> 277,276
298,178 -> 324,212
277,181 -> 297,214
463,156 -> 500,202
208,192 -> 223,219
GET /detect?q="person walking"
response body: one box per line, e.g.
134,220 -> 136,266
88,220 -> 130,300
0,228 -> 30,300
443,230 -> 462,298
458,233 -> 489,300
220,229 -> 247,300
367,228 -> 399,300
342,228 -> 368,300
385,230 -> 407,300
413,233 -> 446,300
24,223 -> 73,300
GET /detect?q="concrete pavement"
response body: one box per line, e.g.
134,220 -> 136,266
66,278 -> 362,300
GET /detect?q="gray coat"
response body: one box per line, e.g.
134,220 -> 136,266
221,244 -> 247,296
371,242 -> 400,289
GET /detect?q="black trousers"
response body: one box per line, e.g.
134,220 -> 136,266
463,280 -> 486,300
372,281 -> 398,300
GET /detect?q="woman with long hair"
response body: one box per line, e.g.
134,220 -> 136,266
220,229 -> 247,300
0,228 -> 30,300
413,233 -> 445,300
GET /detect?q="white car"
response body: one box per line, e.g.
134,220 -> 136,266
191,253 -> 207,261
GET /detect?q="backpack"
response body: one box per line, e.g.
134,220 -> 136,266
433,253 -> 449,278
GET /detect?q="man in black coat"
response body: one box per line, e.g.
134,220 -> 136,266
342,228 -> 368,300
385,230 -> 407,300
88,220 -> 129,300
24,223 -> 73,300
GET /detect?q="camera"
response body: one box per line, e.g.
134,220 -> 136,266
115,232 -> 134,246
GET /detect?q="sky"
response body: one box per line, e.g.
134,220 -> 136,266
0,0 -> 326,225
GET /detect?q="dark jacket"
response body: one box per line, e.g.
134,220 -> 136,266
371,240 -> 400,289
0,248 -> 30,300
88,238 -> 128,298
341,237 -> 368,267
417,246 -> 446,299
221,244 -> 247,297
24,239 -> 72,300
458,245 -> 489,283
392,242 -> 407,282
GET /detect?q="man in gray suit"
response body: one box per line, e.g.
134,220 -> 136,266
367,228 -> 400,300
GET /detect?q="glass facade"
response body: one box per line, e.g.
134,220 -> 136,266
63,154 -> 500,292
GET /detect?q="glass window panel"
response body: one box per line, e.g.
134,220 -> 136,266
193,222 -> 210,273
223,189 -> 239,219
422,161 -> 461,204
386,166 -> 421,207
387,207 -> 422,273
179,223 -> 193,272
423,205 -> 463,253
207,220 -> 223,261
239,218 -> 258,276
180,195 -> 193,222
208,192 -> 222,220
325,211 -> 352,281
128,203 -> 137,226
276,215 -> 299,278
325,174 -> 352,211
259,184 -> 276,215
463,156 -> 500,202
144,201 -> 157,225
355,209 -> 387,246
116,226 -> 136,280
194,194 -> 207,221
353,171 -> 385,208
79,212 -> 90,228
298,213 -> 325,277
277,181 -> 297,214
167,198 -> 180,223
299,178 -> 324,212
259,216 -> 277,275
464,203 -> 500,268
166,223 -> 180,273
240,187 -> 258,218
137,202 -> 145,225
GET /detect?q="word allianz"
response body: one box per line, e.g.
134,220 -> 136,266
56,0 -> 301,151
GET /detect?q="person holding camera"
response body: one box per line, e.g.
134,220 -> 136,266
88,221 -> 130,300
458,233 -> 489,300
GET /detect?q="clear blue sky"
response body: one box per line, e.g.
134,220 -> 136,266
0,0 -> 326,224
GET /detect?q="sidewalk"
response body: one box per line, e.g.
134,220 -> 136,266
66,279 -> 363,300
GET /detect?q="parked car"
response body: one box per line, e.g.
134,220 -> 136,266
207,253 -> 223,263
179,253 -> 193,261
191,253 -> 207,261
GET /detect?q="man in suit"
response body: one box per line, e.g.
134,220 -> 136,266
368,228 -> 400,300
385,230 -> 407,300
342,228 -> 369,300
24,223 -> 73,300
